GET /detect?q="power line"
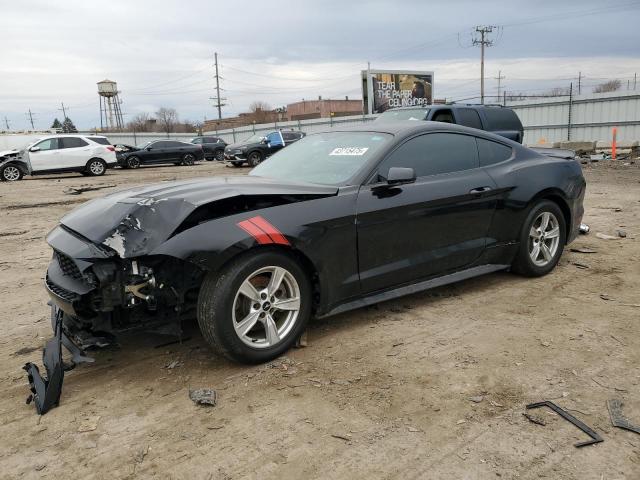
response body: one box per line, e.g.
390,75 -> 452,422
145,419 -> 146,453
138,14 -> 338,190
495,70 -> 506,100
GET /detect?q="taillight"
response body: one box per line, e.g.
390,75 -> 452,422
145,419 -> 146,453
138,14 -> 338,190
106,146 -> 115,151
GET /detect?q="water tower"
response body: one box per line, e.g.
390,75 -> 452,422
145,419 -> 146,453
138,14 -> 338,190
98,79 -> 124,130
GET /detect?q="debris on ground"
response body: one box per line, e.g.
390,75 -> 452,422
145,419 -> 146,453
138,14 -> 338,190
189,389 -> 217,407
607,399 -> 640,435
616,229 -> 627,238
469,395 -> 484,403
164,360 -> 183,369
596,232 -> 619,240
78,416 -> 101,432
62,184 -> 117,195
526,401 -> 603,448
579,223 -> 590,234
523,412 -> 547,426
570,247 -> 598,254
572,262 -> 590,269
331,433 -> 352,442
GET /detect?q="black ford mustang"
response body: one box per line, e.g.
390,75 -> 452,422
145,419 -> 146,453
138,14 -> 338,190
26,122 -> 585,412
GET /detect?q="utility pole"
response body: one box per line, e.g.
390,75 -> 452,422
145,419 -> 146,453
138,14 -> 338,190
473,26 -> 496,104
3,116 -> 10,130
211,52 -> 226,120
26,109 -> 35,129
577,72 -> 582,95
495,70 -> 505,103
59,102 -> 68,119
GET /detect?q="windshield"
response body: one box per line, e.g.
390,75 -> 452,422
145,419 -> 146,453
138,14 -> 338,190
241,134 -> 264,144
136,141 -> 152,149
249,131 -> 391,186
377,108 -> 429,122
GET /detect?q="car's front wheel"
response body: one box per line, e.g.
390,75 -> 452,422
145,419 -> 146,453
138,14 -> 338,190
247,151 -> 262,167
215,150 -> 225,161
86,159 -> 106,176
0,164 -> 23,181
197,251 -> 311,363
182,153 -> 196,166
126,156 -> 141,169
512,200 -> 566,277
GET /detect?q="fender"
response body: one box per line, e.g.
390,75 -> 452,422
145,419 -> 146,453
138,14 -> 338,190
151,188 -> 360,314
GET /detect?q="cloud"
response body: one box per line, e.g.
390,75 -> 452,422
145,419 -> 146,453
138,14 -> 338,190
1,0 -> 639,129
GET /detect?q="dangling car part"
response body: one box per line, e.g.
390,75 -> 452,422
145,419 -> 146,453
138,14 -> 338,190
24,122 -> 585,413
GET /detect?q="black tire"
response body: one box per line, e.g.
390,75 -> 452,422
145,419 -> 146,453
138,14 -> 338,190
86,159 -> 106,176
247,151 -> 262,167
0,164 -> 23,181
197,250 -> 312,364
511,200 -> 566,277
127,156 -> 141,169
182,153 -> 196,166
214,149 -> 225,161
230,162 -> 243,168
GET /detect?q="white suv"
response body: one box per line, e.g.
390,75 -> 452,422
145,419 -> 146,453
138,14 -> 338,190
0,134 -> 117,182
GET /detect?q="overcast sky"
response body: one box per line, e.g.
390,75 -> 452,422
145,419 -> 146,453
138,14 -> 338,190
1,0 -> 640,130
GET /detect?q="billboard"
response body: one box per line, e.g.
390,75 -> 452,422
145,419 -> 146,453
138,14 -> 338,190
361,69 -> 434,114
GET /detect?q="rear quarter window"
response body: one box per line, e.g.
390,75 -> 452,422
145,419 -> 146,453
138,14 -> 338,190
60,137 -> 89,148
482,108 -> 522,131
476,138 -> 513,166
456,109 -> 483,130
88,137 -> 111,145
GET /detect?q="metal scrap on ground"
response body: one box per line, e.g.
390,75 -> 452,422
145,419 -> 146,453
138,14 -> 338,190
189,389 -> 217,406
607,399 -> 640,435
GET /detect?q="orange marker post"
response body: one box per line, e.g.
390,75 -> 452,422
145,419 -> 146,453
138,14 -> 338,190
612,127 -> 617,161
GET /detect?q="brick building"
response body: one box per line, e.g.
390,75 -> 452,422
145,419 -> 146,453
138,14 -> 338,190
286,97 -> 363,121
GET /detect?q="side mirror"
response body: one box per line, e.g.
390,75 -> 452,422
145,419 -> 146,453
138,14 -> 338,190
387,167 -> 416,185
146,147 -> 152,151
260,137 -> 268,144
29,146 -> 40,152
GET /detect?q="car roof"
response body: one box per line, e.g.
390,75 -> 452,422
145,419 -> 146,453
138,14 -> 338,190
382,104 -> 508,111
319,120 -> 522,146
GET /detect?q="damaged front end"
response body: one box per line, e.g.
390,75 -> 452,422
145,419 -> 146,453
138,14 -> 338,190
25,222 -> 204,414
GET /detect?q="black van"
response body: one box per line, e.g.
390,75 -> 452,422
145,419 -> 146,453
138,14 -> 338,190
376,104 -> 524,143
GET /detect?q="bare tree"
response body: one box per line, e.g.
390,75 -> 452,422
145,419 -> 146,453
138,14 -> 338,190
545,86 -> 571,96
127,112 -> 153,132
156,107 -> 178,135
593,79 -> 621,93
248,101 -> 272,124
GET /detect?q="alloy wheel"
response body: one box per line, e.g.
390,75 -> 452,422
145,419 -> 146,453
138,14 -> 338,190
89,160 -> 105,175
183,154 -> 195,165
3,166 -> 20,181
232,266 -> 301,348
127,157 -> 140,168
528,211 -> 560,267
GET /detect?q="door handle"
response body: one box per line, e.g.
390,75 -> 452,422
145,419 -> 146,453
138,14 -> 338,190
469,186 -> 492,194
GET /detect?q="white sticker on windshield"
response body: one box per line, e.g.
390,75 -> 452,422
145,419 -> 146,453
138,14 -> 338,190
329,147 -> 369,156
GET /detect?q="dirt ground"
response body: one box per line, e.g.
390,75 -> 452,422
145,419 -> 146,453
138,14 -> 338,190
0,160 -> 638,479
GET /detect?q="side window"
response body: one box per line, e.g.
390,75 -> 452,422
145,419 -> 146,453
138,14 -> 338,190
483,108 -> 521,131
205,137 -> 219,143
456,109 -> 483,130
192,138 -> 202,144
153,141 -> 169,148
33,138 -> 59,151
376,133 -> 479,180
431,109 -> 454,123
282,132 -> 294,142
87,137 -> 111,145
60,137 -> 89,149
266,132 -> 284,146
476,138 -> 513,166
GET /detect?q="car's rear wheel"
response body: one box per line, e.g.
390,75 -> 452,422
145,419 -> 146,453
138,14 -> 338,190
215,150 -> 225,161
197,251 -> 311,363
127,156 -> 140,169
512,200 -> 566,277
86,159 -> 106,176
182,153 -> 196,166
247,151 -> 262,167
1,164 -> 23,181
230,162 -> 243,168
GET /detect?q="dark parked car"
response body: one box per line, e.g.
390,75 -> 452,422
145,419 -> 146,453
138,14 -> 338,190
190,136 -> 227,161
30,120 -> 585,413
224,130 -> 306,167
117,140 -> 205,168
376,104 -> 524,143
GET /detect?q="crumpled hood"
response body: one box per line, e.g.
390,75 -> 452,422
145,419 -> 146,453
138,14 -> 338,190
0,149 -> 19,158
59,175 -> 338,258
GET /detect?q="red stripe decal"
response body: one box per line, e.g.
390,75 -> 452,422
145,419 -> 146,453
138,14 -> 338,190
237,219 -> 272,245
248,216 -> 290,245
